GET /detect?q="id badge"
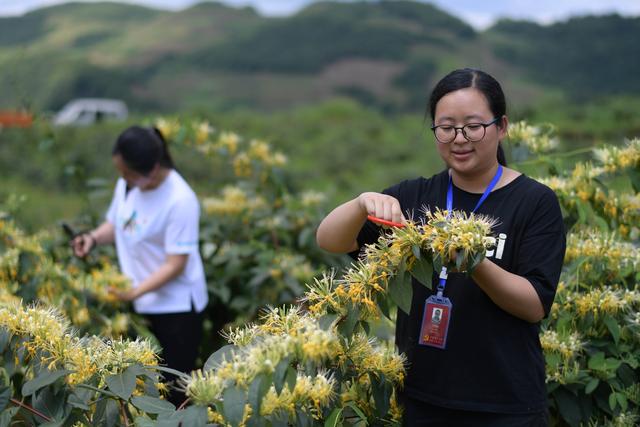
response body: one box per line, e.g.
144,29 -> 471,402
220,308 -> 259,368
418,295 -> 452,349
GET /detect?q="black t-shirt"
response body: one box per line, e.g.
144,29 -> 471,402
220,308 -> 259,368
355,169 -> 566,414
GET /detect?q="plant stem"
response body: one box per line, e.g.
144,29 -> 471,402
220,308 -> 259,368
178,397 -> 190,410
10,398 -> 52,422
119,400 -> 130,427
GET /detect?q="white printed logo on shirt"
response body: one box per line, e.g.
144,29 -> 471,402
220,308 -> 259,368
486,233 -> 507,260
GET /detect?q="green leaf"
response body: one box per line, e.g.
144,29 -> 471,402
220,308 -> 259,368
270,414 -> 289,427
100,398 -> 119,427
178,406 -> 208,425
21,369 -> 71,396
297,227 -> 314,248
68,389 -> 91,410
285,367 -> 297,392
593,215 -> 609,233
585,378 -> 599,394
105,366 -> 137,401
274,358 -> 290,395
616,392 -> 628,412
337,304 -> 360,338
0,329 -> 9,354
576,200 -> 588,224
0,387 -> 9,412
378,293 -> 391,319
324,408 -> 343,427
296,409 -> 312,427
469,250 -> 485,272
370,374 -> 391,417
346,402 -> 368,423
0,407 -> 19,427
603,316 -> 621,345
411,245 -> 421,260
222,385 -> 246,427
131,396 -> 176,414
134,417 -> 156,427
554,387 -> 582,426
617,362 -> 637,386
318,314 -> 338,331
143,375 -> 160,398
628,168 -> 640,193
409,255 -> 433,289
37,419 -> 65,427
204,345 -> 237,372
388,263 -> 412,315
248,270 -> 271,288
432,253 -> 443,275
608,392 -> 617,411
32,386 -> 65,422
588,352 -> 605,371
17,251 -> 38,280
248,373 -> 271,424
604,358 -> 622,372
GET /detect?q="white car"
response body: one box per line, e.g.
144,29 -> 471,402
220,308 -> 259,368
53,98 -> 128,126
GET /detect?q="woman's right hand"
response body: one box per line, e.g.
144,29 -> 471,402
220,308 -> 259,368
357,192 -> 405,224
72,233 -> 95,257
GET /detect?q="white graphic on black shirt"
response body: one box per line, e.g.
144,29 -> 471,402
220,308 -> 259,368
486,233 -> 507,260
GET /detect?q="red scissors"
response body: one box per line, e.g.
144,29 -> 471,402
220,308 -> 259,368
367,215 -> 405,228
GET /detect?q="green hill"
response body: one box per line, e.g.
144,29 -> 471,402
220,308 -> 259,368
487,14 -> 640,100
0,1 -> 638,113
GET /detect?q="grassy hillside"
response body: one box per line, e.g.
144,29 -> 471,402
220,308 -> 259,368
0,1 -> 639,114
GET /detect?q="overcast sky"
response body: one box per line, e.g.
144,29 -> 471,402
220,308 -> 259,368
1,0 -> 639,29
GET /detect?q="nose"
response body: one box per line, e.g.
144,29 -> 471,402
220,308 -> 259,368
452,128 -> 467,144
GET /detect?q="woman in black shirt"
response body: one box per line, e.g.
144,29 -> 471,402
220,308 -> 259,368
316,68 -> 565,426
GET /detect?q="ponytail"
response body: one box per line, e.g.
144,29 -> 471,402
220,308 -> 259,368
151,127 -> 175,169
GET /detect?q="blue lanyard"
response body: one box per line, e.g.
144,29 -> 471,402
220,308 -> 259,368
437,165 -> 503,296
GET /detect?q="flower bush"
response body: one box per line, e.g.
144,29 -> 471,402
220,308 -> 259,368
1,118 -> 639,426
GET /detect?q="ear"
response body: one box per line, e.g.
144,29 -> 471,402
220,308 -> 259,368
497,115 -> 509,140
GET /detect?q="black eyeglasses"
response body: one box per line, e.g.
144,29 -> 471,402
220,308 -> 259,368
431,117 -> 500,144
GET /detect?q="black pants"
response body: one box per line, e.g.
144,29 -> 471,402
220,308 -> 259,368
401,395 -> 549,427
145,308 -> 204,406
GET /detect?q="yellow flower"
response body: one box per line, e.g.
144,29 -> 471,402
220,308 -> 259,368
233,153 -> 252,177
155,118 -> 180,141
217,131 -> 240,155
195,121 -> 213,145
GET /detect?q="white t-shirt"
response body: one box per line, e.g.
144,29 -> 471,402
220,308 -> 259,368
106,170 -> 208,314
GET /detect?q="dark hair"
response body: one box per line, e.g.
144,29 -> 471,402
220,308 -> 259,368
428,68 -> 507,166
112,126 -> 174,175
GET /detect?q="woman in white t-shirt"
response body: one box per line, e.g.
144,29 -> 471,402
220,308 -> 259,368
72,126 -> 208,405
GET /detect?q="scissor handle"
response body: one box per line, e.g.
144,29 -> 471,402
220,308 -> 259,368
367,215 -> 405,228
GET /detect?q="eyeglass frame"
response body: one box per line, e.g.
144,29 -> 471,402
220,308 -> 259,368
430,117 -> 501,144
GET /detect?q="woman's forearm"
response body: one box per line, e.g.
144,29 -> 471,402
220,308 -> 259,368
316,197 -> 367,253
128,254 -> 188,300
91,222 -> 115,245
316,192 -> 405,254
471,259 -> 545,323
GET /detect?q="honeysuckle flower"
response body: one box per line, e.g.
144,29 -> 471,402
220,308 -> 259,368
0,302 -> 158,385
508,121 -> 559,154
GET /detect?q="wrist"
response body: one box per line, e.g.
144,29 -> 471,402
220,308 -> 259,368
87,232 -> 97,250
